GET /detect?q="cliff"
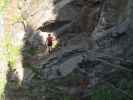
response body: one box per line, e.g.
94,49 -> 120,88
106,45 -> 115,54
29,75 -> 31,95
1,0 -> 133,100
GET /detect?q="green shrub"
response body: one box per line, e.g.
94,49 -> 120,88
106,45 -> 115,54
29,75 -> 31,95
26,47 -> 38,55
0,0 -> 10,12
91,86 -> 113,100
90,83 -> 132,100
3,32 -> 21,69
0,79 -> 6,100
63,95 -> 72,100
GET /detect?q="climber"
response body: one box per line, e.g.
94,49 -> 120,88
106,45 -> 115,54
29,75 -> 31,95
46,33 -> 54,54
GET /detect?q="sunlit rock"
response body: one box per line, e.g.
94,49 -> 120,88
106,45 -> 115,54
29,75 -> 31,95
11,22 -> 26,47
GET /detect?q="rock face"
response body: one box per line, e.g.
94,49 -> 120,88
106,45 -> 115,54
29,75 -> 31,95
3,0 -> 133,99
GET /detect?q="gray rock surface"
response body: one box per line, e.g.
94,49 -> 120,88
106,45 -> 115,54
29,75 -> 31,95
3,0 -> 133,99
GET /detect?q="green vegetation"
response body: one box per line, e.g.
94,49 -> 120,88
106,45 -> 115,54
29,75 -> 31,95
63,96 -> 72,100
0,79 -> 6,100
127,81 -> 133,96
0,0 -> 10,13
91,86 -> 115,100
11,13 -> 24,24
2,32 -> 21,70
26,46 -> 38,56
0,1 -> 24,98
90,81 -> 133,100
36,71 -> 133,100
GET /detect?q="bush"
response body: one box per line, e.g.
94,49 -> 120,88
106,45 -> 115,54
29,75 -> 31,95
0,79 -> 6,100
3,33 -> 21,69
0,0 -> 10,12
91,86 -> 113,100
